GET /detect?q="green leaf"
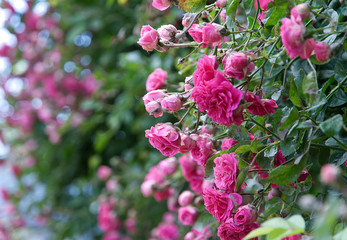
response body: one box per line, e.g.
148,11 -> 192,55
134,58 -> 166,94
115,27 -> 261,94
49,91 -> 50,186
250,140 -> 258,153
179,0 -> 206,12
280,137 -> 296,156
243,227 -> 275,240
264,145 -> 278,158
264,0 -> 288,27
289,77 -> 303,107
333,228 -> 347,240
226,0 -> 239,20
267,228 -> 289,240
262,218 -> 289,229
235,166 -> 250,192
235,145 -> 251,154
265,154 -> 308,185
319,114 -> 343,137
265,197 -> 283,217
279,107 -> 299,130
287,215 -> 305,230
302,71 -> 318,106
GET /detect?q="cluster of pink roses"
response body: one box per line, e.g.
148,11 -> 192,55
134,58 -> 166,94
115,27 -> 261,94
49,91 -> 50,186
280,4 -> 330,61
188,23 -> 225,48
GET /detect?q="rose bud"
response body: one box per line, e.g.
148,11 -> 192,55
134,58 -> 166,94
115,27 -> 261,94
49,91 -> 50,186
158,24 -> 178,42
178,190 -> 194,206
141,180 -> 155,197
97,166 -> 112,180
178,206 -> 199,226
184,76 -> 194,91
320,164 -> 340,185
291,4 -> 310,21
179,133 -> 196,153
216,0 -> 227,8
182,13 -> 199,28
146,68 -> 167,92
137,25 -> 159,51
314,41 -> 330,62
161,95 -> 182,113
220,9 -> 226,22
145,101 -> 162,115
234,204 -> 258,225
152,0 -> 171,11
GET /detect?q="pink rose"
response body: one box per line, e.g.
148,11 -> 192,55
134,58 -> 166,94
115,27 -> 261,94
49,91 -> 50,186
154,188 -> 174,202
178,190 -> 194,206
320,164 -> 340,185
190,133 -> 214,166
178,206 -> 199,226
106,179 -> 118,192
280,17 -> 315,59
146,68 -> 167,92
157,157 -> 177,176
221,138 -> 239,151
193,54 -> 219,87
145,101 -> 162,117
223,52 -> 255,80
167,195 -> 179,211
203,187 -> 242,223
188,24 -> 207,48
179,133 -> 196,153
152,0 -> 171,11
314,41 -> 330,62
98,200 -> 121,232
189,177 -> 204,194
161,95 -> 182,113
143,90 -> 167,118
97,166 -> 112,180
184,226 -> 211,240
254,0 -> 274,20
216,0 -> 227,8
156,222 -> 179,240
220,9 -> 227,22
145,123 -> 181,157
202,23 -> 224,47
244,92 -> 278,116
291,4 -> 310,21
137,25 -> 159,51
217,218 -> 260,240
234,204 -> 258,225
214,153 -> 239,192
182,13 -> 198,28
141,180 -> 155,197
158,24 -> 178,42
103,231 -> 121,240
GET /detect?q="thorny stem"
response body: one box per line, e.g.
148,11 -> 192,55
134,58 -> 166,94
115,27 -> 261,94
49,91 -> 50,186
178,43 -> 203,64
250,141 -> 280,166
246,112 -> 281,139
175,103 -> 195,127
243,0 -> 261,50
282,57 -> 299,86
193,110 -> 201,133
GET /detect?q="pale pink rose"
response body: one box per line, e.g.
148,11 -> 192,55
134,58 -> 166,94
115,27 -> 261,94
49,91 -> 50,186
156,222 -> 179,240
141,180 -> 155,197
106,179 -> 118,192
190,133 -> 214,166
145,123 -> 181,157
157,157 -> 177,176
220,9 -> 227,22
179,133 -> 196,153
280,17 -> 315,59
158,24 -> 178,42
234,204 -> 258,225
184,226 -> 211,240
217,218 -> 260,240
320,164 -> 340,184
223,52 -> 255,80
214,153 -> 239,192
146,68 -> 167,92
178,190 -> 194,206
267,188 -> 281,200
98,166 -> 112,180
254,0 -> 274,20
314,41 -> 330,62
178,206 -> 199,226
145,165 -> 166,183
137,25 -> 159,51
193,54 -> 219,87
98,200 -> 121,232
154,187 -> 174,202
184,76 -> 194,91
161,95 -> 182,113
163,212 -> 176,223
191,72 -> 244,126
146,101 -> 162,117
203,187 -> 242,222
182,13 -> 198,28
152,0 -> 171,11
221,138 -> 239,151
143,90 -> 167,118
216,0 -> 227,8
125,218 -> 137,234
291,4 -> 310,21
244,92 -> 278,116
103,231 -> 121,240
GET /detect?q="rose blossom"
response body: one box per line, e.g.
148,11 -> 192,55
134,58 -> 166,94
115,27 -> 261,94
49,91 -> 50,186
157,157 -> 177,176
244,92 -> 278,116
234,204 -> 258,225
223,52 -> 255,80
143,90 -> 167,118
178,190 -> 194,206
161,95 -> 182,113
137,25 -> 159,51
188,24 -> 205,46
217,218 -> 260,240
97,166 -> 112,180
193,54 -> 219,87
146,68 -> 167,92
182,13 -> 198,28
190,133 -> 214,166
158,24 -> 178,42
154,188 -> 174,202
178,206 -> 199,226
203,187 -> 242,222
320,164 -> 340,185
216,0 -> 227,8
221,138 -> 239,151
152,0 -> 171,11
280,17 -> 315,59
179,133 -> 196,153
202,23 -> 224,47
141,180 -> 155,197
145,123 -> 181,157
214,153 -> 239,192
155,222 -> 179,240
184,226 -> 211,240
291,4 -> 310,21
314,41 -> 330,62
220,9 -> 227,22
254,0 -> 274,20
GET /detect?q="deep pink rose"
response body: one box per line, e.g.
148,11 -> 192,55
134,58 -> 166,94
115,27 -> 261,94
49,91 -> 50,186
154,188 -> 174,202
152,0 -> 171,11
137,25 -> 159,51
223,52 -> 255,80
146,68 -> 167,92
156,222 -> 179,240
189,177 -> 204,194
221,138 -> 239,151
184,226 -> 211,240
245,92 -> 278,116
280,17 -> 315,59
234,204 -> 258,225
103,231 -> 121,240
145,123 -> 181,157
178,190 -> 194,206
217,219 -> 260,240
214,153 -> 239,192
97,166 -> 112,180
178,206 -> 199,226
291,4 -> 310,21
161,95 -> 182,113
157,157 -> 177,176
188,24 -> 207,48
179,133 -> 196,153
314,41 -> 330,62
190,133 -> 214,166
158,24 -> 178,42
98,200 -> 121,232
202,23 -> 224,47
193,54 -> 219,87
203,187 -> 242,222
179,154 -> 205,194
254,0 -> 274,20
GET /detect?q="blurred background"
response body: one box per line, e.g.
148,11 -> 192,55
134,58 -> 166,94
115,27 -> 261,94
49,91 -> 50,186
0,0 -> 190,239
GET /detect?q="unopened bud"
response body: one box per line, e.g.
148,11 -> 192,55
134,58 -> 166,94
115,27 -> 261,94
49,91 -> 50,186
178,190 -> 194,206
161,95 -> 182,112
158,24 -> 178,42
291,4 -> 311,21
320,164 -> 340,185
